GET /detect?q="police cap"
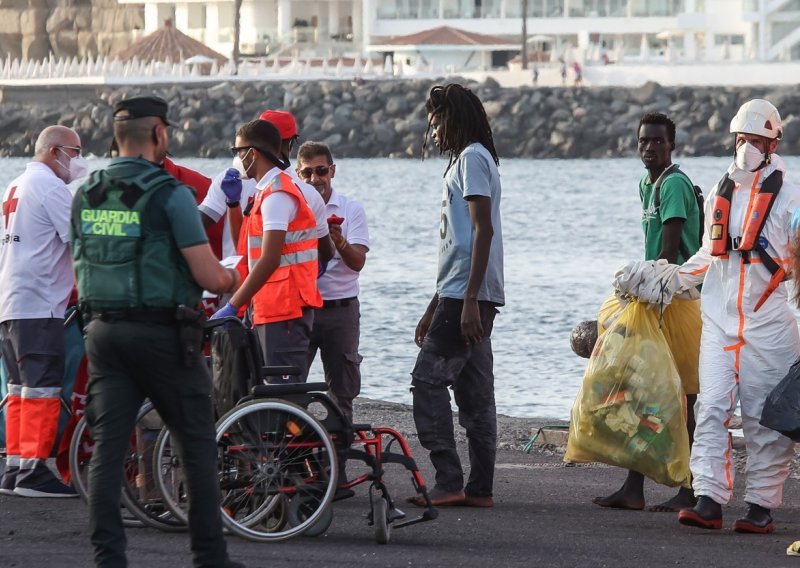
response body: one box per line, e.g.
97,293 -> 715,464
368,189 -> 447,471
113,95 -> 172,125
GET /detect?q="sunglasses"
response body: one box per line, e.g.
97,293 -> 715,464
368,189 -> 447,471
298,165 -> 332,178
230,146 -> 252,156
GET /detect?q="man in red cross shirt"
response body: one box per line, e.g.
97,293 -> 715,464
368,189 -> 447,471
0,125 -> 88,497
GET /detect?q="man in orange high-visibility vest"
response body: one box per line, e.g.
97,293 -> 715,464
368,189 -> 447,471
211,120 -> 322,382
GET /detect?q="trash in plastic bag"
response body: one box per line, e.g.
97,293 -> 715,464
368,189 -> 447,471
565,300 -> 691,488
759,358 -> 800,442
597,294 -> 700,395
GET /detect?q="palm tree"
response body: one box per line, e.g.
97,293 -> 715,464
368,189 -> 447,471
521,0 -> 528,70
232,0 -> 242,73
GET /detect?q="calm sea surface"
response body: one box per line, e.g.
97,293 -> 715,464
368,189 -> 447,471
6,156 -> 800,418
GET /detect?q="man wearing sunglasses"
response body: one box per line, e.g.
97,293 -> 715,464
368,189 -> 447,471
198,110 -> 332,265
297,141 -> 369,425
212,121 -> 322,384
0,125 -> 86,499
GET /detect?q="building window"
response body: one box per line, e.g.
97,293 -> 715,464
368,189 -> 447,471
715,34 -> 744,45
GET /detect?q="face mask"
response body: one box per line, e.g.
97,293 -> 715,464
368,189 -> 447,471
56,149 -> 88,183
68,155 -> 89,182
232,148 -> 254,180
735,142 -> 766,172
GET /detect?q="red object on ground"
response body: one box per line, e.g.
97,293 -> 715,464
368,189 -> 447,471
327,215 -> 345,225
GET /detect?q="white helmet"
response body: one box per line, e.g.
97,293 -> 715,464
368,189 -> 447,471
729,99 -> 782,140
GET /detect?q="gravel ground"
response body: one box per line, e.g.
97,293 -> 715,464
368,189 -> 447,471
352,396 -> 567,452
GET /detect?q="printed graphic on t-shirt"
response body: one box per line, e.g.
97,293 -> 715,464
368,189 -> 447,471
439,188 -> 454,254
3,186 -> 19,229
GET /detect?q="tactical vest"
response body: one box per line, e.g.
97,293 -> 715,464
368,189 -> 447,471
71,166 -> 200,312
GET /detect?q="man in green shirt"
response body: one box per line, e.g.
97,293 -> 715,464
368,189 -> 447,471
593,112 -> 701,513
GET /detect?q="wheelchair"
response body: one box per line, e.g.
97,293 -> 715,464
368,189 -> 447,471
154,317 -> 438,544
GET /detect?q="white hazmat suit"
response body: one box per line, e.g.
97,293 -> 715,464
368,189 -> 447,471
680,155 -> 800,509
620,154 -> 800,509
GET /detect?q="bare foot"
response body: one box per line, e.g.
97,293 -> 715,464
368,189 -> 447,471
592,488 -> 645,510
648,488 -> 697,512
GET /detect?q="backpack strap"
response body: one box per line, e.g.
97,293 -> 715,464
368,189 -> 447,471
653,165 -> 702,262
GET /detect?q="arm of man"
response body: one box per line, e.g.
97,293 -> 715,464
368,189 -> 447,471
463,195 -> 493,344
659,219 -> 684,264
227,205 -> 244,245
415,293 -> 439,347
228,230 -> 284,307
227,190 -> 297,308
181,244 -> 238,293
656,176 -> 692,265
165,185 -> 238,294
198,170 -> 228,228
318,234 -> 335,263
331,200 -> 369,272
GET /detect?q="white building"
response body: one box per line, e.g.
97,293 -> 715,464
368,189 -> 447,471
120,0 -> 800,67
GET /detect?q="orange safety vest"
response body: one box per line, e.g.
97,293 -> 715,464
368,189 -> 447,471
244,171 -> 322,324
709,169 -> 784,311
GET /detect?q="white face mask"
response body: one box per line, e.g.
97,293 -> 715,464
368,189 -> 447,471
735,142 -> 766,172
56,148 -> 89,183
68,155 -> 89,182
231,149 -> 254,180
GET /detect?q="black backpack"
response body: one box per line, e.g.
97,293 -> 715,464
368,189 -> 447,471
210,324 -> 263,419
653,164 -> 705,258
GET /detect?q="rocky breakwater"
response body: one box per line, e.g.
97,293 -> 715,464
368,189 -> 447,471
2,79 -> 800,159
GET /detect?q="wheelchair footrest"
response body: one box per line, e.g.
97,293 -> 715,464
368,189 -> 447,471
251,382 -> 329,397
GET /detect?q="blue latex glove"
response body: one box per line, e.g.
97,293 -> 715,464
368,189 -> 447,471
221,168 -> 243,204
317,259 -> 328,278
210,302 -> 238,320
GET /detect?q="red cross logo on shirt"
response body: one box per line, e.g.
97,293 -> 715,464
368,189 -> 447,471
2,186 -> 18,229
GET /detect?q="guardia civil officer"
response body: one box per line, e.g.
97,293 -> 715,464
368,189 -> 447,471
71,96 -> 245,568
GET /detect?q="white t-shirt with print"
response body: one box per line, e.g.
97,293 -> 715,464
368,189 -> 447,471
0,162 -> 74,322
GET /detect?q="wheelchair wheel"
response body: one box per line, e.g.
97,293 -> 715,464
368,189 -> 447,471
373,495 -> 391,545
215,398 -> 338,542
287,493 -> 334,537
155,428 -> 289,532
152,427 -> 188,525
120,405 -> 185,532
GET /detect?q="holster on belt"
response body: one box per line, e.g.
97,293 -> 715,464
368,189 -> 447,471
176,304 -> 207,368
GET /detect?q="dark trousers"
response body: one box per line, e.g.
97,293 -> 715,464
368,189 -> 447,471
84,320 -> 227,568
308,299 -> 362,423
411,298 -> 498,497
255,307 -> 314,383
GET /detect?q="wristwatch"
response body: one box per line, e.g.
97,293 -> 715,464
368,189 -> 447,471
226,200 -> 240,208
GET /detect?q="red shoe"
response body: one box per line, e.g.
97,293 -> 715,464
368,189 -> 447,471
678,496 -> 722,530
733,503 -> 774,534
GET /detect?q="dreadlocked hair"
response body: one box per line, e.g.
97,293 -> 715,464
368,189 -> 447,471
422,84 -> 499,176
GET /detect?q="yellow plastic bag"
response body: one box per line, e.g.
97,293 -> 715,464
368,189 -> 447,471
597,294 -> 700,395
565,300 -> 691,488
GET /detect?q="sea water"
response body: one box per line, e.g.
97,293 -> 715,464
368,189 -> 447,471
4,155 -> 799,418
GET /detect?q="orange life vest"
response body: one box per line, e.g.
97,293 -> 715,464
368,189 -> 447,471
709,169 -> 784,311
245,171 -> 321,324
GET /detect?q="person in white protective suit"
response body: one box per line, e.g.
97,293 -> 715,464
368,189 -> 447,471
616,99 -> 800,534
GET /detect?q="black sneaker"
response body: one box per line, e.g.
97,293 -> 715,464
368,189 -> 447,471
0,467 -> 18,496
14,476 -> 79,498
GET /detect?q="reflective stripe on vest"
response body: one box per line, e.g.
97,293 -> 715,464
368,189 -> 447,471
245,171 -> 322,324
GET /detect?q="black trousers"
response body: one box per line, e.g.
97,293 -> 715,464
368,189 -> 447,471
411,298 -> 498,497
85,320 -> 228,568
